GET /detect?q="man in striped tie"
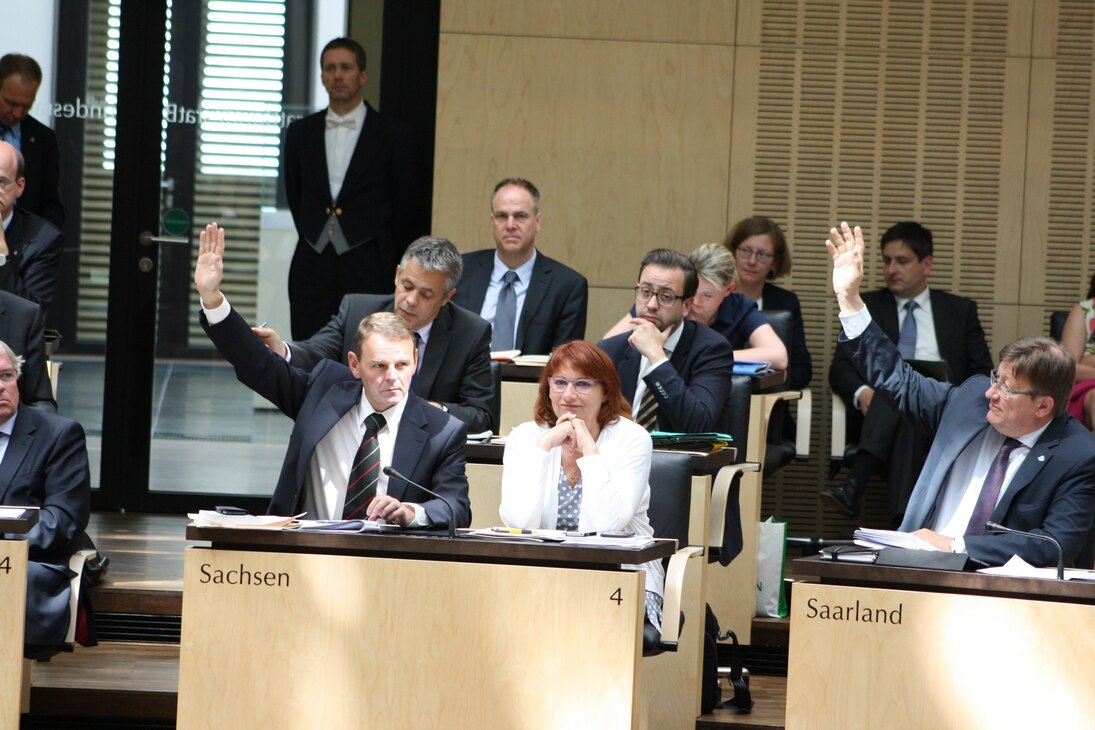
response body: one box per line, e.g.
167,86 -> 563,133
597,248 -> 733,434
195,222 -> 471,527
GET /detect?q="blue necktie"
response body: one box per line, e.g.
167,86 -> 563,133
491,270 -> 519,351
898,300 -> 918,359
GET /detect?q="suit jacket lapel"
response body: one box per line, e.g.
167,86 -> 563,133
617,343 -> 642,404
337,102 -> 376,205
929,290 -> 958,375
994,418 -> 1062,518
296,377 -> 361,489
460,253 -> 491,314
416,306 -> 453,395
518,254 -> 550,343
306,113 -> 333,205
0,407 -> 35,504
389,394 -> 429,501
875,290 -> 900,342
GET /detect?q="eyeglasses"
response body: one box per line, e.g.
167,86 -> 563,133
0,369 -> 16,383
548,377 -> 600,395
989,369 -> 1041,400
634,286 -> 685,307
736,246 -> 773,264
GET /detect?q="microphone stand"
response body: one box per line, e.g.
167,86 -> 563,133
985,521 -> 1064,580
382,466 -> 457,538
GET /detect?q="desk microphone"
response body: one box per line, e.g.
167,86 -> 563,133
382,466 -> 457,538
985,521 -> 1064,580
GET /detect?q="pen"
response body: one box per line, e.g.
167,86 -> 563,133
258,320 -> 269,328
491,527 -> 533,535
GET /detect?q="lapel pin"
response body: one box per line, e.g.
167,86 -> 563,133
1037,455 -> 1045,462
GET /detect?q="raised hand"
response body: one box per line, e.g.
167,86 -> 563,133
825,221 -> 865,314
194,222 -> 226,309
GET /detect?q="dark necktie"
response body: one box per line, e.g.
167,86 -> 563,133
898,300 -> 918,359
410,332 -> 423,392
343,413 -> 386,519
965,437 -> 1023,535
637,389 -> 658,432
491,270 -> 519,351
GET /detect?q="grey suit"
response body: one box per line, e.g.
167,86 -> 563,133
287,294 -> 494,433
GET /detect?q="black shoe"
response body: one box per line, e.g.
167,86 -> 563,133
820,481 -> 860,518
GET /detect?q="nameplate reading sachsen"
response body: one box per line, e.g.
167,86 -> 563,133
199,563 -> 290,587
805,597 -> 903,624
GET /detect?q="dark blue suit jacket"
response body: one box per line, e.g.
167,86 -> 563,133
15,114 -> 64,230
452,249 -> 588,355
846,320 -> 1095,567
1,404 -> 90,645
760,282 -> 813,390
0,207 -> 65,314
0,290 -> 55,410
598,320 -> 734,433
202,307 -> 471,527
287,294 -> 494,433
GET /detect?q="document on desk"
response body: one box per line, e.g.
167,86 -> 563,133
468,528 -> 655,549
0,507 -> 31,519
296,519 -> 400,533
853,527 -> 941,551
188,511 -> 299,529
978,554 -> 1095,581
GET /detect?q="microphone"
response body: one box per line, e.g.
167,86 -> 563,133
382,466 -> 457,538
985,521 -> 1064,580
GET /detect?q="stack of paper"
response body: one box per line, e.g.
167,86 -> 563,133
188,511 -> 297,529
853,527 -> 941,551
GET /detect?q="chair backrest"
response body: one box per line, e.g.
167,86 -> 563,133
489,360 -> 502,434
1049,310 -> 1070,342
761,309 -> 793,352
647,450 -> 694,546
724,375 -> 752,462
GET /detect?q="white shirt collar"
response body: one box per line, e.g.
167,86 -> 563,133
326,100 -> 367,125
895,287 -> 931,309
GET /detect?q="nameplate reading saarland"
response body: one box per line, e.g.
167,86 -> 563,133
803,596 -> 903,624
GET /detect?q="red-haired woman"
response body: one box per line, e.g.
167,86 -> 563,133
500,340 -> 664,629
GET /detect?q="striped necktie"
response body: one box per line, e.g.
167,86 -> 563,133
343,412 -> 386,519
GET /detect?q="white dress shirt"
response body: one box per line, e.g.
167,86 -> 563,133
325,101 -> 367,202
630,321 -> 685,421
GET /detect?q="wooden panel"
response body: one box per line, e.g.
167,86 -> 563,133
440,0 -> 737,45
499,380 -> 539,435
788,582 -> 1095,728
178,547 -> 644,729
586,286 -> 634,343
706,469 -> 760,643
433,34 -> 735,287
466,462 -> 502,528
0,540 -> 28,727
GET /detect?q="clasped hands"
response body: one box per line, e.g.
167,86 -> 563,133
538,412 -> 598,456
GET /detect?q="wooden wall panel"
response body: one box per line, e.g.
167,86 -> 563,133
433,34 -> 736,286
432,0 -> 1094,541
440,0 -> 736,44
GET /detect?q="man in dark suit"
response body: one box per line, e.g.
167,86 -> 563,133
828,222 -> 1095,567
255,236 -> 494,433
0,54 -> 63,229
282,37 -> 425,340
0,340 -> 91,653
0,290 -> 55,410
824,222 -> 992,525
196,223 -> 470,527
451,178 -> 587,355
0,141 -> 64,313
597,249 -> 733,433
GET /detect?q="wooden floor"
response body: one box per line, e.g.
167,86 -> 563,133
24,512 -> 789,727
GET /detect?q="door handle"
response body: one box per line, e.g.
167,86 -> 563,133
139,231 -> 189,247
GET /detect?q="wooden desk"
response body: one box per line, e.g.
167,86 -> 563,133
177,527 -> 674,729
1,509 -> 38,724
787,557 -> 1095,729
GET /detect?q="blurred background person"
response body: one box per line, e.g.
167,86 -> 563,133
1060,271 -> 1095,435
724,216 -> 812,389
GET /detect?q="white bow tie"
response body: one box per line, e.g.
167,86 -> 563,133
326,116 -> 356,130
